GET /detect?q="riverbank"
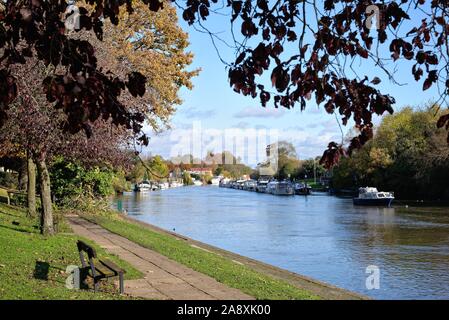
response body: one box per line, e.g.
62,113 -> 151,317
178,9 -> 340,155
67,214 -> 255,299
0,202 -> 324,300
0,203 -> 142,299
83,211 -> 367,300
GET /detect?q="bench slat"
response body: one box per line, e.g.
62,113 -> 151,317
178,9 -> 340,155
99,259 -> 125,274
94,263 -> 116,278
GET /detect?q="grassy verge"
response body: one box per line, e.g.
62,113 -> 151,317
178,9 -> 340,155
0,203 -> 142,300
84,212 -> 320,300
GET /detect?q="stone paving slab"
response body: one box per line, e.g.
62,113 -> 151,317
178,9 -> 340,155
66,215 -> 254,300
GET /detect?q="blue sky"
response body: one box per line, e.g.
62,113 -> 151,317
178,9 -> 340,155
144,4 -> 440,165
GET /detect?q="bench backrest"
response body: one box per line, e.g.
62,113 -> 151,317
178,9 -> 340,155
76,240 -> 99,277
0,188 -> 10,205
0,188 -> 9,198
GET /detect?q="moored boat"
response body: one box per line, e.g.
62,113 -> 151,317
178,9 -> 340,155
156,182 -> 167,190
267,180 -> 294,196
219,178 -> 231,188
235,180 -> 246,189
169,181 -> 183,188
256,179 -> 270,193
294,182 -> 312,195
353,187 -> 394,206
134,180 -> 152,192
243,180 -> 257,191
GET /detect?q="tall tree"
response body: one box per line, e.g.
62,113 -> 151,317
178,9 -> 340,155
0,1 -> 198,234
0,58 -> 134,234
100,0 -> 199,132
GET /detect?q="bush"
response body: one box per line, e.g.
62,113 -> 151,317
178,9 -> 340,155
112,171 -> 132,193
50,158 -> 115,206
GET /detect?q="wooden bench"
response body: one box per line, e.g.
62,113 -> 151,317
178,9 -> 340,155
0,188 -> 10,205
76,240 -> 125,294
0,186 -> 27,206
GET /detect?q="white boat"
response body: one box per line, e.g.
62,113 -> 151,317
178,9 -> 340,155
134,180 -> 152,192
267,180 -> 294,196
256,179 -> 270,193
159,182 -> 169,190
294,182 -> 312,195
193,179 -> 203,186
210,177 -> 221,186
236,180 -> 246,189
219,178 -> 231,187
353,187 -> 394,206
170,181 -> 183,188
243,180 -> 257,191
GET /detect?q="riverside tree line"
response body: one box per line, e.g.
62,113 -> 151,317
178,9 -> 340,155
331,106 -> 449,200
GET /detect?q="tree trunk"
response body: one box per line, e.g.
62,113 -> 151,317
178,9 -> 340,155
27,153 -> 36,218
36,157 -> 54,236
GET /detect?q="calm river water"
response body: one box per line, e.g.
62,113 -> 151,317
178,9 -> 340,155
112,186 -> 449,299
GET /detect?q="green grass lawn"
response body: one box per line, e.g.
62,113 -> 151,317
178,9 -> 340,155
84,213 -> 320,300
0,204 -> 142,300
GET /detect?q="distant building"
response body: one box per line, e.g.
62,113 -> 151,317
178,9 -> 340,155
187,168 -> 213,176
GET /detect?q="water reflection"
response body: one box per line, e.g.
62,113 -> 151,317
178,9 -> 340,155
113,187 -> 449,299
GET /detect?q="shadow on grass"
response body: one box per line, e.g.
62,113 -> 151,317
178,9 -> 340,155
34,261 -> 50,280
0,223 -> 32,234
0,210 -> 20,218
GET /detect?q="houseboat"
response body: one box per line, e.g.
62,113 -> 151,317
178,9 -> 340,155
353,187 -> 394,207
235,180 -> 246,190
219,178 -> 231,188
267,180 -> 294,196
158,182 -> 169,190
256,179 -> 270,193
243,180 -> 257,191
294,182 -> 312,195
134,180 -> 152,192
169,181 -> 184,188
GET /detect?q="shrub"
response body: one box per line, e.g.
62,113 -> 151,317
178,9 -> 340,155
50,158 -> 115,206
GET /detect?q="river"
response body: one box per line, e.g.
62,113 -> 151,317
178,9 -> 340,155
112,186 -> 449,299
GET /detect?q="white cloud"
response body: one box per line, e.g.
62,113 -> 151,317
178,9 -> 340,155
178,106 -> 217,119
140,120 -> 344,164
233,106 -> 286,118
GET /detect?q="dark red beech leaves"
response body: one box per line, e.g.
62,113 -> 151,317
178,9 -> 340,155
181,0 -> 449,167
2,1 -> 449,167
0,0 -> 162,145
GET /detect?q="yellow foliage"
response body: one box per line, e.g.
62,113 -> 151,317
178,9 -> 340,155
80,0 -> 199,132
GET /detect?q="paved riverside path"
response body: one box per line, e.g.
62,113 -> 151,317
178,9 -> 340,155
66,215 -> 254,300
